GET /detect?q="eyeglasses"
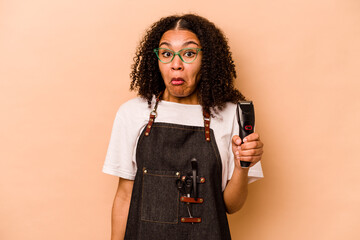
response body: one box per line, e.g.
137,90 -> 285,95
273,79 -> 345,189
154,48 -> 202,64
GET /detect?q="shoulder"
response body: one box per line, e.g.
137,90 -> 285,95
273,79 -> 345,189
118,97 -> 150,112
116,97 -> 152,118
212,102 -> 237,123
218,102 -> 237,116
111,97 -> 153,130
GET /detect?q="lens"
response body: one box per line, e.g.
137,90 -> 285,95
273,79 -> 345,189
158,49 -> 173,63
154,48 -> 201,63
180,48 -> 198,63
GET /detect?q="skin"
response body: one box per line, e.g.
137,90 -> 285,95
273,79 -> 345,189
111,178 -> 133,239
158,30 -> 202,104
224,133 -> 264,214
110,29 -> 264,239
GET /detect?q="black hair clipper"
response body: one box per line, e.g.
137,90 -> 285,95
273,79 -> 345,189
236,101 -> 255,168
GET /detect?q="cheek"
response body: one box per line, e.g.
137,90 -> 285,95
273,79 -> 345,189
192,64 -> 202,78
158,64 -> 167,77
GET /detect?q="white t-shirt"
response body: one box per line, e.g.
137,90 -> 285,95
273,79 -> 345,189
103,97 -> 264,191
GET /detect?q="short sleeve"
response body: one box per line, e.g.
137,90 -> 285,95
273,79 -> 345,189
102,99 -> 148,180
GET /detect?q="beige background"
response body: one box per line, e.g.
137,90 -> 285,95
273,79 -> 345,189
1,0 -> 359,239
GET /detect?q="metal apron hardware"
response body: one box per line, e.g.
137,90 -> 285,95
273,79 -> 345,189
145,93 -> 211,142
124,96 -> 231,240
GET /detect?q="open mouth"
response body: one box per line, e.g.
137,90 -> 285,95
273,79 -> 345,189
171,78 -> 185,85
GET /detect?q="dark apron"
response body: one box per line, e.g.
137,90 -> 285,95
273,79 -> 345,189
125,101 -> 231,240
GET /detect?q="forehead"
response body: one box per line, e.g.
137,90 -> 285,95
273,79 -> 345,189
159,30 -> 200,46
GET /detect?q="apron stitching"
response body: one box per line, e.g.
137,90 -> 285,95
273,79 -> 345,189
153,126 -> 205,131
140,169 -> 180,224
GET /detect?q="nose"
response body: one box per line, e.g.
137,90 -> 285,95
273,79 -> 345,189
170,54 -> 183,71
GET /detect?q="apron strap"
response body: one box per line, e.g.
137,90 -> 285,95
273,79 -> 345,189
144,93 -> 161,137
145,92 -> 211,142
203,110 -> 211,142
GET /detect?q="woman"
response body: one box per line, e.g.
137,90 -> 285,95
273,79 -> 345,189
103,14 -> 264,240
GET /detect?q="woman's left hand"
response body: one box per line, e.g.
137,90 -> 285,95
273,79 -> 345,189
232,133 -> 264,169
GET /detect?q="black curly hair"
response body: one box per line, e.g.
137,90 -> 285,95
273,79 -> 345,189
130,13 -> 245,115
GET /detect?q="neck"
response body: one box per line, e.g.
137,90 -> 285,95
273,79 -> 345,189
162,89 -> 199,105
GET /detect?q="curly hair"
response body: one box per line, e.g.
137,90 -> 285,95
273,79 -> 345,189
130,13 -> 245,115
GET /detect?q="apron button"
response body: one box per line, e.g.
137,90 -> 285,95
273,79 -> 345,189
176,172 -> 180,176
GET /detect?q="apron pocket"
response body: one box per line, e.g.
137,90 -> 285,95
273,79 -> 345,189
140,168 -> 180,224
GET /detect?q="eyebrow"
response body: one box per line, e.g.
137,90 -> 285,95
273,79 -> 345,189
159,41 -> 200,48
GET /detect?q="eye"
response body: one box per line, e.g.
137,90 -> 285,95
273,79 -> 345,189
160,50 -> 173,58
183,49 -> 196,58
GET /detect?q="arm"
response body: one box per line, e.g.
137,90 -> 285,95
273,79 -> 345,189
111,178 -> 134,240
223,133 -> 263,214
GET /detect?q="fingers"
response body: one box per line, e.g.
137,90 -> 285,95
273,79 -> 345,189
234,149 -> 262,163
237,155 -> 262,162
232,133 -> 264,168
241,140 -> 263,150
241,132 -> 263,154
242,132 -> 260,143
232,135 -> 242,146
232,133 -> 263,151
235,155 -> 262,169
238,147 -> 263,156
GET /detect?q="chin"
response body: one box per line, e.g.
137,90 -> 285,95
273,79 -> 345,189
166,87 -> 184,96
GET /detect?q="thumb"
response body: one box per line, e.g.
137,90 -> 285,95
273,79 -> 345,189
232,135 -> 242,146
